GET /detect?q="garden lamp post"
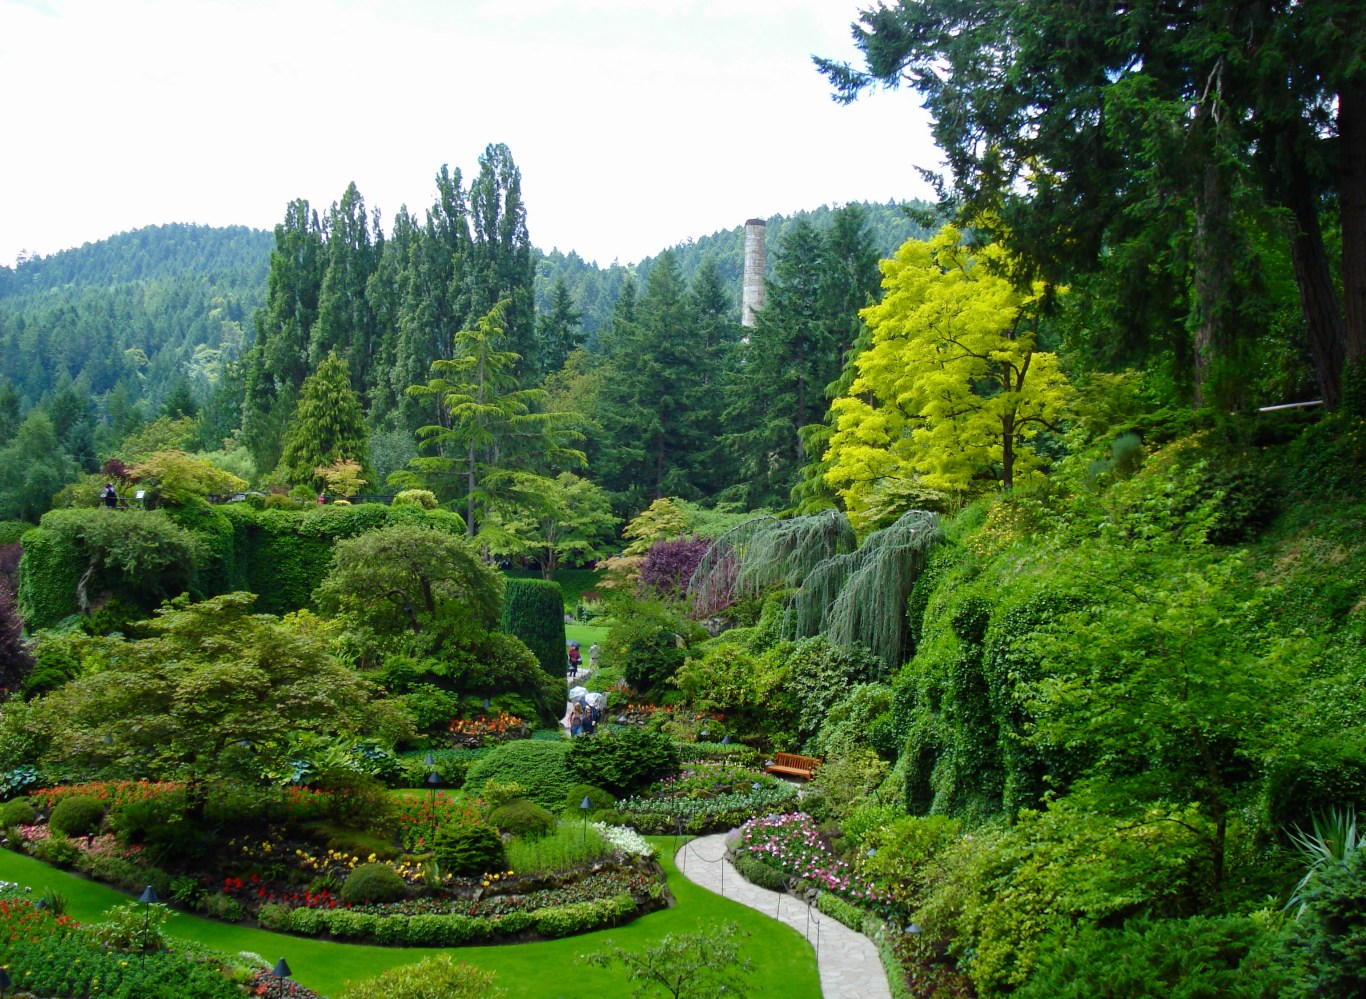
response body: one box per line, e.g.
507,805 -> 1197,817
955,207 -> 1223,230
423,753 -> 435,767
700,729 -> 710,742
427,770 -> 441,808
139,885 -> 157,968
272,957 -> 292,982
580,795 -> 592,846
0,965 -> 10,997
720,734 -> 731,745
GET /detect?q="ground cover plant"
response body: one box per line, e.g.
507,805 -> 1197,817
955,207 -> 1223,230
613,759 -> 797,834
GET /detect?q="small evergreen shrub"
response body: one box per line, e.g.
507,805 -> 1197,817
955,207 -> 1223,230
341,862 -> 408,904
466,739 -> 573,809
564,783 -> 616,815
49,794 -> 105,837
1282,847 -> 1366,998
565,727 -> 680,797
197,892 -> 244,922
432,822 -> 507,877
336,954 -> 502,999
0,797 -> 36,827
488,799 -> 556,839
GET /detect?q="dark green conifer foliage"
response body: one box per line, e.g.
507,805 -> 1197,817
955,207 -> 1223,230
500,577 -> 567,679
537,277 -> 583,374
312,182 -> 381,401
276,352 -> 371,490
469,144 -> 536,381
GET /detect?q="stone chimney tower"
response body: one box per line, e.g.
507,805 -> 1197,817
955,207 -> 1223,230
741,218 -> 766,327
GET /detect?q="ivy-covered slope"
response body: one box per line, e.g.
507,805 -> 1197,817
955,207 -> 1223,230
888,411 -> 1366,835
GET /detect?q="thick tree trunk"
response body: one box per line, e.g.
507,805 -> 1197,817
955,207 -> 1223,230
1341,77 -> 1366,409
1284,173 -> 1346,406
1191,161 -> 1240,408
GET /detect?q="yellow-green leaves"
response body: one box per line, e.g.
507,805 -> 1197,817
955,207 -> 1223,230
824,225 -> 1069,525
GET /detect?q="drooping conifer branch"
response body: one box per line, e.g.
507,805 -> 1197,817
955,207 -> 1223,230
689,508 -> 939,668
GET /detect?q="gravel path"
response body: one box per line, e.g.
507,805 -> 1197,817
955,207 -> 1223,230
673,834 -> 893,999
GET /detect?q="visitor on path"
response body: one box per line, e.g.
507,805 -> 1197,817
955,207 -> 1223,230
568,644 -> 581,675
317,492 -> 326,505
100,483 -> 118,508
569,703 -> 584,736
589,642 -> 600,669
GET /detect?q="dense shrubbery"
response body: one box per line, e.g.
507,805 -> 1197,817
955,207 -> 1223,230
465,740 -> 573,809
488,798 -> 556,838
341,862 -> 408,904
500,578 -> 568,678
432,822 -> 507,877
48,795 -> 105,837
565,727 -> 680,797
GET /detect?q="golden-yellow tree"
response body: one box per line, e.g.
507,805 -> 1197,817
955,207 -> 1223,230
824,225 -> 1069,524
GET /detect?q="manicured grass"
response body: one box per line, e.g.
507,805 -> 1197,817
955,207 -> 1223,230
0,838 -> 820,999
565,621 -> 607,650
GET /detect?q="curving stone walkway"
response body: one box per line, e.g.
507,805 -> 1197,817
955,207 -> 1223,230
674,834 -> 893,999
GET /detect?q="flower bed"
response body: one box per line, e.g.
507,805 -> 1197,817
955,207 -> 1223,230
446,712 -> 530,749
732,812 -> 891,911
615,761 -> 798,834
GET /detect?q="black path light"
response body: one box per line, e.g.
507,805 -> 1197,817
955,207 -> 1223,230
580,794 -> 592,846
0,965 -> 11,997
138,884 -> 158,967
272,957 -> 292,981
720,733 -> 731,745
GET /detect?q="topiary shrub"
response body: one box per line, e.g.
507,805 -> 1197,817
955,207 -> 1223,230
500,578 -> 567,678
0,797 -> 36,827
341,862 -> 408,905
49,795 -> 105,837
563,783 -> 616,815
392,489 -> 438,510
432,822 -> 506,877
466,740 -> 573,810
488,799 -> 556,839
565,727 -> 680,797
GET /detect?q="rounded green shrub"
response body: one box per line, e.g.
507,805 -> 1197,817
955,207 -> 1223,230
565,727 -> 680,797
466,740 -> 573,810
340,862 -> 408,905
392,489 -> 438,510
0,797 -> 36,827
49,795 -> 105,837
488,799 -> 556,839
432,822 -> 507,877
563,783 -> 616,815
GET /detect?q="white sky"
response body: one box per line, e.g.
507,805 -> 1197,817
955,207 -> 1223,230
0,0 -> 939,267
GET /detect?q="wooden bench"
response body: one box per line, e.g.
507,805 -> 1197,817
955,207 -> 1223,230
764,752 -> 822,780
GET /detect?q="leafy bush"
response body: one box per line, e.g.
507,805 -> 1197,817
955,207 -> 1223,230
0,797 -> 35,826
564,783 -> 616,815
532,892 -> 635,937
432,822 -> 507,877
49,794 -> 105,836
1016,915 -> 1290,999
489,798 -> 557,839
336,954 -> 504,999
639,536 -> 711,598
341,862 -> 408,904
1281,846 -> 1366,998
31,834 -> 82,867
466,739 -> 573,810
196,892 -> 244,922
501,578 -> 567,677
565,727 -> 680,797
392,489 -> 439,510
604,600 -> 699,691
90,900 -> 171,952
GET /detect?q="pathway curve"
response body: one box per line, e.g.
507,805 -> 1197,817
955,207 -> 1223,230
674,834 -> 892,999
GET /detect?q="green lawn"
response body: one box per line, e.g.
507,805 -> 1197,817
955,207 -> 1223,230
565,622 -> 607,651
0,837 -> 820,998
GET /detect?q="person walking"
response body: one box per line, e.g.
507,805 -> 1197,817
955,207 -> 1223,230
100,483 -> 118,509
588,642 -> 601,670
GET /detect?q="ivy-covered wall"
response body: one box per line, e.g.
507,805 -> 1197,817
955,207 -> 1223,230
15,519 -> 82,629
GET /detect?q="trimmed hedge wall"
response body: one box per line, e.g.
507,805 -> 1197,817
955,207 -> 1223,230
18,503 -> 468,625
275,891 -> 639,945
501,578 -> 568,678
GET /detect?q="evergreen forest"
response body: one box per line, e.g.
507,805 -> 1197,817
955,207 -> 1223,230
1,2 -> 1365,995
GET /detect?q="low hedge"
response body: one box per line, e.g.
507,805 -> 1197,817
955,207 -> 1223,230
276,891 -> 640,945
733,853 -> 788,892
815,890 -> 869,932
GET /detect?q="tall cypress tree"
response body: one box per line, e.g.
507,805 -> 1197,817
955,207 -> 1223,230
313,182 -> 381,403
468,144 -> 536,381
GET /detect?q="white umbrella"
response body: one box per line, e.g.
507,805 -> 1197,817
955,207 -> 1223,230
569,685 -> 588,701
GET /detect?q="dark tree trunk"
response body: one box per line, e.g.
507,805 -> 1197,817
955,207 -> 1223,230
1284,173 -> 1347,406
1191,161 -> 1240,408
1341,77 -> 1366,409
